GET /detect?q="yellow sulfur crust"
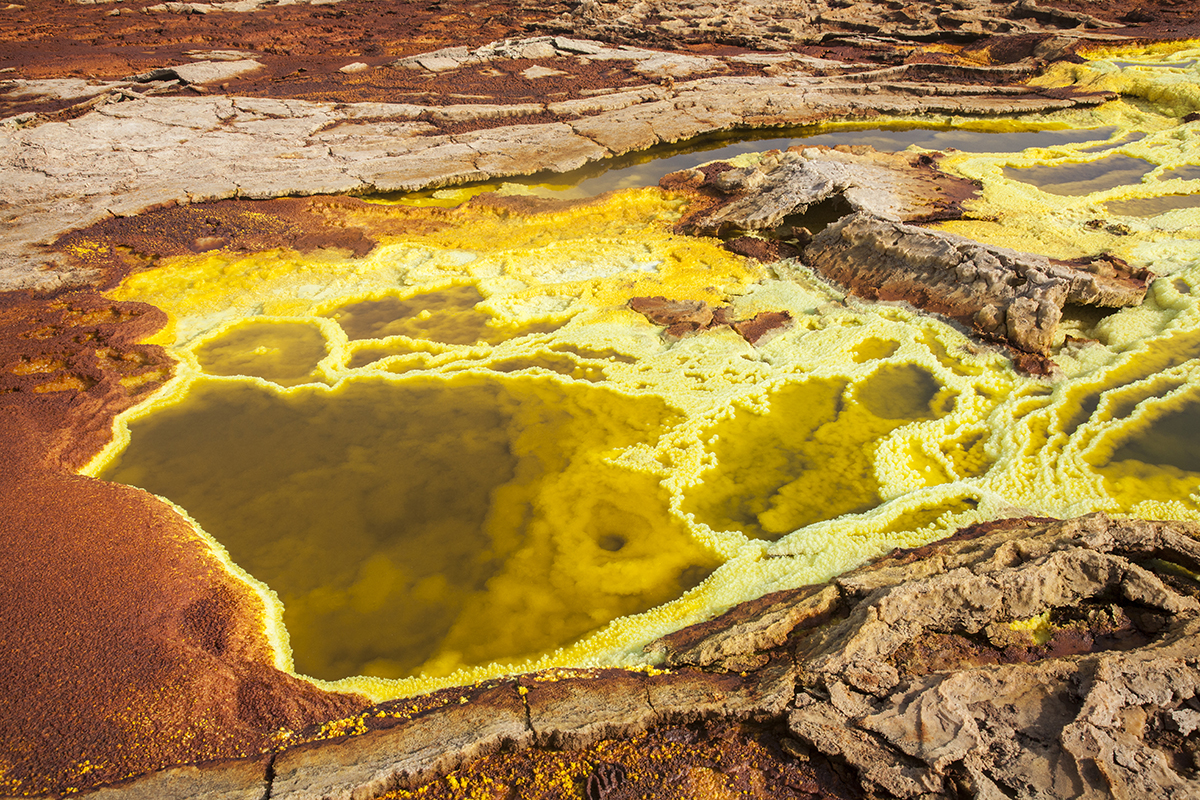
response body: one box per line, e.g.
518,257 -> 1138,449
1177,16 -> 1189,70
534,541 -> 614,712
86,50 -> 1200,702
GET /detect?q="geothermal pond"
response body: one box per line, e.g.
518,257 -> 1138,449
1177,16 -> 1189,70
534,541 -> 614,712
87,47 -> 1200,700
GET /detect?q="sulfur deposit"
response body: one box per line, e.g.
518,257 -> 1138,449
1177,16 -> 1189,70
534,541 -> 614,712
3,0 -> 1200,796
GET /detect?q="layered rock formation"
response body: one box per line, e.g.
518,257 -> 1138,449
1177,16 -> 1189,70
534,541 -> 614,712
666,145 -> 983,236
535,0 -> 1142,52
75,514 -> 1198,799
0,45 -> 1118,294
804,212 -> 1150,359
662,144 -> 1152,366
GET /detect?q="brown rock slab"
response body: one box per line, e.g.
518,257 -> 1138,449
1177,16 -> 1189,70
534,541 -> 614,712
731,311 -> 793,345
649,584 -> 840,668
627,296 -> 714,330
647,658 -> 798,722
803,211 -> 1150,356
627,296 -> 795,345
521,669 -> 653,748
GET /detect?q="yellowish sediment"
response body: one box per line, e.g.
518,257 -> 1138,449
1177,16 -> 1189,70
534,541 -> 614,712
87,50 -> 1200,702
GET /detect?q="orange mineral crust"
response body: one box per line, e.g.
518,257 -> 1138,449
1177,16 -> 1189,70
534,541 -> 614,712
0,291 -> 175,472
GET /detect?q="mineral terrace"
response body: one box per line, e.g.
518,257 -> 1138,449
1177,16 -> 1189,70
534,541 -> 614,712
2,1 -> 1200,799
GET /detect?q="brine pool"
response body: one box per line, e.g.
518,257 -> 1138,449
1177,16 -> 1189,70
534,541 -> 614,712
80,43 -> 1200,700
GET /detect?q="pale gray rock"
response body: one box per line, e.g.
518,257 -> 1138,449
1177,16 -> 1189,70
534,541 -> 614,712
1,78 -> 127,103
521,65 -> 566,79
135,59 -> 263,86
547,86 -> 666,117
0,42 -> 1116,292
633,53 -> 726,79
423,102 -> 544,124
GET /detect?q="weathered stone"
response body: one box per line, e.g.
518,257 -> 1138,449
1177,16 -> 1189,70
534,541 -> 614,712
802,212 -> 1149,355
270,680 -> 530,800
165,59 -> 264,86
647,658 -> 797,722
788,697 -> 949,798
521,669 -> 653,748
75,757 -> 270,800
535,0 -> 1136,52
1,54 -> 1117,292
649,584 -> 840,668
670,146 -> 981,235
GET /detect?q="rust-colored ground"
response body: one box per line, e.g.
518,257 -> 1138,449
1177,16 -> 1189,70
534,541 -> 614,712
6,0 -> 1200,121
54,195 -> 462,289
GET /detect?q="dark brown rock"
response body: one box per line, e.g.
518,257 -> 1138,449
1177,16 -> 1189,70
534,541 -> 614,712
802,212 -> 1150,356
732,311 -> 794,345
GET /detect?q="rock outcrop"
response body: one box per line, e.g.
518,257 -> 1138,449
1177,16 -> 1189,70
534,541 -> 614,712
3,1 -> 1200,796
536,0 -> 1131,52
71,514 -> 1199,800
665,145 -> 981,237
2,38 -> 1118,293
803,212 -> 1150,357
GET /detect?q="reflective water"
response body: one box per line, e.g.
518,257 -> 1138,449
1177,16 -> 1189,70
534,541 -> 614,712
387,125 -> 1123,206
101,374 -> 718,680
1003,156 -> 1154,196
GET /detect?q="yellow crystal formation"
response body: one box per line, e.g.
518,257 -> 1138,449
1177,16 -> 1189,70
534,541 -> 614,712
87,46 -> 1200,702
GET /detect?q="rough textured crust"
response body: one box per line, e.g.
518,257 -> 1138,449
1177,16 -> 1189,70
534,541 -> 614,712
804,211 -> 1150,357
76,514 -> 1199,800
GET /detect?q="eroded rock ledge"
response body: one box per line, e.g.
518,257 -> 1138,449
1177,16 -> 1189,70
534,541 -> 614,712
804,212 -> 1150,359
73,513 -> 1200,800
